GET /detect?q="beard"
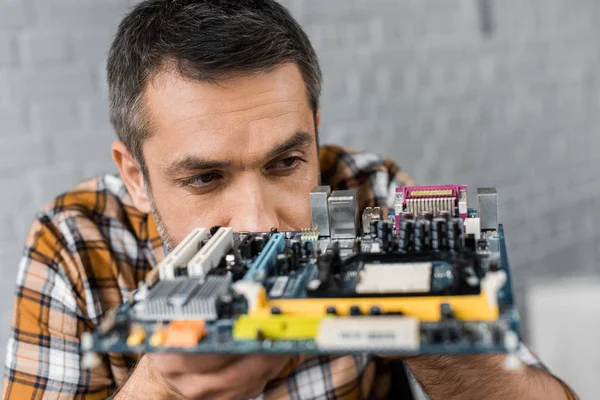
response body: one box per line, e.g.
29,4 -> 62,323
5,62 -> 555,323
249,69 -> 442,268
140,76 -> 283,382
144,180 -> 177,254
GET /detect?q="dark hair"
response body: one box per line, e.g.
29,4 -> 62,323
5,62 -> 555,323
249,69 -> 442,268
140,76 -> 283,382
107,0 -> 322,169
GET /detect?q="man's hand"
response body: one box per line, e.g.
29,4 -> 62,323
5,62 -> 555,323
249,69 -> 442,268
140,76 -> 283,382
404,354 -> 569,400
114,354 -> 291,400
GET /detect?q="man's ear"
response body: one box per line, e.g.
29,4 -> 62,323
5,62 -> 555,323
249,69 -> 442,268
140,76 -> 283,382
112,141 -> 152,213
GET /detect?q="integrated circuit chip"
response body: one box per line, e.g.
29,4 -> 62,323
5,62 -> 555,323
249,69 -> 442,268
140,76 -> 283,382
356,262 -> 432,294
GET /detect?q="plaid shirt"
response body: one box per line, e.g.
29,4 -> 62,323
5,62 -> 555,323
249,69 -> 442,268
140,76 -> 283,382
2,145 -> 575,399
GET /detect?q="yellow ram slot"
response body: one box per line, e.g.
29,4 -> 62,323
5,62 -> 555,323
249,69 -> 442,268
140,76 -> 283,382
256,291 -> 498,322
233,315 -> 323,340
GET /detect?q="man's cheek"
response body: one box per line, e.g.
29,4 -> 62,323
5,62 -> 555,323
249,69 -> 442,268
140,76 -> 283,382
162,202 -> 211,238
279,194 -> 313,230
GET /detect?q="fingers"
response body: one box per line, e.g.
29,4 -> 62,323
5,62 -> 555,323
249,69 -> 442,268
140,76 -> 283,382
218,355 -> 291,390
162,355 -> 291,400
182,354 -> 242,373
147,353 -> 242,375
233,360 -> 290,399
168,374 -> 267,400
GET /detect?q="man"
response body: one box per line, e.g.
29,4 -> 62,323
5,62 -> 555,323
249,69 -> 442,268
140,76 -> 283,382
2,1 -> 576,399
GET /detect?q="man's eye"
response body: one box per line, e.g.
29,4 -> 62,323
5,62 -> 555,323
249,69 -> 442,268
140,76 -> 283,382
271,156 -> 302,170
181,172 -> 222,187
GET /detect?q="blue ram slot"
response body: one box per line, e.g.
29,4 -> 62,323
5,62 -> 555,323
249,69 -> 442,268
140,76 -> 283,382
243,233 -> 285,283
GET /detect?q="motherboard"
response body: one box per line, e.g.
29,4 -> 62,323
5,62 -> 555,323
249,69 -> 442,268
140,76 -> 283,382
82,184 -> 522,367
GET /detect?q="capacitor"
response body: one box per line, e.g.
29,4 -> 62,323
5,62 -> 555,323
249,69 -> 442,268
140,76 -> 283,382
292,241 -> 302,257
400,211 -> 414,220
431,218 -> 447,250
315,258 -> 331,290
239,235 -> 255,259
370,220 -> 379,237
353,239 -> 362,254
418,211 -> 434,221
288,251 -> 298,271
233,249 -> 244,264
399,219 -> 414,251
276,253 -> 289,274
438,210 -> 452,221
218,294 -> 233,319
252,237 -> 264,255
447,218 -> 464,250
303,241 -> 313,257
330,240 -> 341,256
464,234 -> 476,251
378,220 -> 392,251
414,220 -> 431,251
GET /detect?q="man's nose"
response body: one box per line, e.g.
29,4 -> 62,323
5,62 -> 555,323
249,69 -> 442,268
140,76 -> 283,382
227,179 -> 279,232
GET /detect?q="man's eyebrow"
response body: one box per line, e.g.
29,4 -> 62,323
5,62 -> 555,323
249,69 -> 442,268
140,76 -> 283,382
163,131 -> 313,175
164,157 -> 232,175
264,131 -> 314,161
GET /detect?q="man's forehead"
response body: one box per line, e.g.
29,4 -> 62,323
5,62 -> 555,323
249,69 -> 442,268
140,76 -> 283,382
141,63 -> 314,150
140,64 -> 316,171
145,63 -> 309,118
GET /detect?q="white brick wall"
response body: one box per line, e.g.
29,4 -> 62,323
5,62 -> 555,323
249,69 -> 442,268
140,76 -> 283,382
0,0 -> 598,394
0,0 -> 30,29
0,1 -> 125,378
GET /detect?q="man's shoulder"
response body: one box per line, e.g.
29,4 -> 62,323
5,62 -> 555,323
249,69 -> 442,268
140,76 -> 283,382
8,175 -> 150,389
24,174 -> 158,300
319,144 -> 413,210
31,174 -> 157,262
39,174 -> 144,225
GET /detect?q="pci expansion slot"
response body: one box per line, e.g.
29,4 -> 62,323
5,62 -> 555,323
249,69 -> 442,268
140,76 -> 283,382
158,228 -> 208,280
243,233 -> 285,283
188,227 -> 234,279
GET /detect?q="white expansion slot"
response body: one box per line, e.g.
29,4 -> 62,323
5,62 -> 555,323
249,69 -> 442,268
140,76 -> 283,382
158,228 -> 208,280
188,227 -> 233,278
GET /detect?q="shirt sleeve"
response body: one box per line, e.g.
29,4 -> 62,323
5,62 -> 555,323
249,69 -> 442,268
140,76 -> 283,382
382,155 -> 415,211
2,214 -> 115,400
318,144 -> 414,212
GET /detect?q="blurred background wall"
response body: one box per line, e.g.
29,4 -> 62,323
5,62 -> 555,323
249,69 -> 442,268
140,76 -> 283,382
0,0 -> 598,396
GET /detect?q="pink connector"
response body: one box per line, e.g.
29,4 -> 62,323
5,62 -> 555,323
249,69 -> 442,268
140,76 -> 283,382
394,185 -> 468,233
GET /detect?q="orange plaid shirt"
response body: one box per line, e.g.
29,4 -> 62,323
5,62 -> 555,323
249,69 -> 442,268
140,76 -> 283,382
2,145 -> 576,399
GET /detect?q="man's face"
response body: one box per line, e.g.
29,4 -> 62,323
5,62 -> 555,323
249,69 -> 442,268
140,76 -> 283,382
120,64 -> 320,250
